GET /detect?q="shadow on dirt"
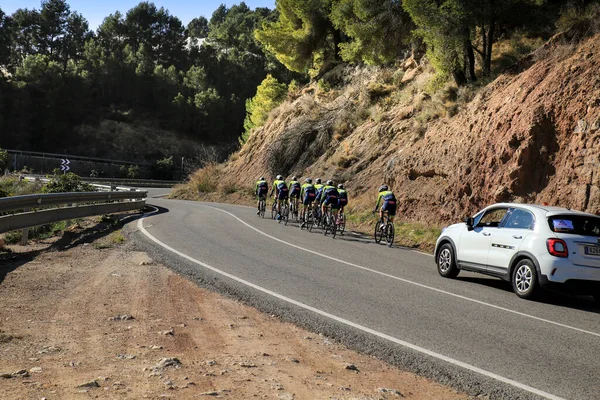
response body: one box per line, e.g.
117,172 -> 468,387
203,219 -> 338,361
0,206 -> 170,286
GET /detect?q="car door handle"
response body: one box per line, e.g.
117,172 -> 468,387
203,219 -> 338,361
513,235 -> 523,239
482,232 -> 491,236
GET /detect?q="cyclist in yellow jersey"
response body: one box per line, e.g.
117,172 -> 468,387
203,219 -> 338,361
374,185 -> 397,222
288,176 -> 301,215
320,180 -> 340,215
300,178 -> 316,222
269,174 -> 289,219
255,176 -> 268,215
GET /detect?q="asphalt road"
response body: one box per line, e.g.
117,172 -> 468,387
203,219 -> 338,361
132,198 -> 600,400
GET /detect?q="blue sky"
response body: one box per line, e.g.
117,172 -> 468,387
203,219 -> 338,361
2,0 -> 276,30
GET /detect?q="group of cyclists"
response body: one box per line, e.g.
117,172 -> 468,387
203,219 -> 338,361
254,174 -> 399,242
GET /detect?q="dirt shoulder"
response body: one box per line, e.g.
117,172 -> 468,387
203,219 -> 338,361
0,219 -> 467,400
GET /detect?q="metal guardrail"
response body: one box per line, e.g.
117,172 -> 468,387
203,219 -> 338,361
23,175 -> 182,188
0,191 -> 147,235
5,149 -> 149,166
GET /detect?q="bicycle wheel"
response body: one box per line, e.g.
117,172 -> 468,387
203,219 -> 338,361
385,222 -> 395,247
283,204 -> 289,225
259,200 -> 266,218
271,202 -> 277,220
338,213 -> 346,235
323,213 -> 329,235
331,214 -> 337,239
374,220 -> 383,244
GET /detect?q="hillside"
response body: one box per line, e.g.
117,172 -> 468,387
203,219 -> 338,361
181,28 -> 600,228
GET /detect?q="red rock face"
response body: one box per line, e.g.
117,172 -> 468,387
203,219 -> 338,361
390,33 -> 600,222
226,32 -> 600,224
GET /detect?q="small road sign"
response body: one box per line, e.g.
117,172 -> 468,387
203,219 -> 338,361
60,159 -> 70,172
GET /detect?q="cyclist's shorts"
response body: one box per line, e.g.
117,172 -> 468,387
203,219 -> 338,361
324,196 -> 340,209
381,200 -> 397,216
303,192 -> 316,205
257,188 -> 268,198
277,189 -> 289,200
290,188 -> 301,198
338,198 -> 348,208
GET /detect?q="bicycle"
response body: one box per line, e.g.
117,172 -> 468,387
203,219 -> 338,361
271,201 -> 278,220
300,203 -> 313,230
281,202 -> 290,225
336,210 -> 346,235
258,197 -> 266,218
322,206 -> 337,238
374,211 -> 394,247
308,206 -> 321,232
289,198 -> 299,223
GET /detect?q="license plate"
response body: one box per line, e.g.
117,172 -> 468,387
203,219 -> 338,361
584,246 -> 600,256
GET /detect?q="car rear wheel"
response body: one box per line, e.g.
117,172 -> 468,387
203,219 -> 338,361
512,259 -> 538,299
437,243 -> 459,278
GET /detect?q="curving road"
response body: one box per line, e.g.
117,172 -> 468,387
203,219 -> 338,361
131,198 -> 600,400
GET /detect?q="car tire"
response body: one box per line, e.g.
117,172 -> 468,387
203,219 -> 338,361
512,259 -> 538,299
593,293 -> 600,304
437,243 -> 459,279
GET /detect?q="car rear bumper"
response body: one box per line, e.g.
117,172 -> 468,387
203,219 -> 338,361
537,254 -> 600,292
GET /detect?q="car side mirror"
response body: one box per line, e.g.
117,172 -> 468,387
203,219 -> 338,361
464,217 -> 475,231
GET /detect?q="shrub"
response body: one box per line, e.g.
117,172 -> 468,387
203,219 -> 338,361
41,171 -> 95,193
152,156 -> 174,180
241,74 -> 288,144
0,148 -> 7,172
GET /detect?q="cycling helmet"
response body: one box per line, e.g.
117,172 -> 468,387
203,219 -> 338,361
305,178 -> 312,183
338,184 -> 344,189
326,180 -> 333,185
276,175 -> 283,180
316,178 -> 321,184
292,176 -> 297,180
259,176 -> 265,181
378,185 -> 389,192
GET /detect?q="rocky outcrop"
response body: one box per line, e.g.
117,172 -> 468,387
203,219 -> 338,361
223,32 -> 600,224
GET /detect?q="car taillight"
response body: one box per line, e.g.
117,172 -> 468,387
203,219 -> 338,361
547,238 -> 568,258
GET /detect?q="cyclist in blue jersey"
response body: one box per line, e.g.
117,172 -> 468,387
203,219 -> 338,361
255,176 -> 268,215
374,185 -> 397,223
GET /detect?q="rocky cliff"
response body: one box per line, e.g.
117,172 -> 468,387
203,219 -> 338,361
215,30 -> 600,224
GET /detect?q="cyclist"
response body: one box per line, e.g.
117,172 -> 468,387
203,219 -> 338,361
320,180 -> 340,217
374,185 -> 397,224
255,176 -> 268,215
270,175 -> 289,219
288,176 -> 302,216
313,178 -> 325,222
337,183 -> 348,213
300,178 -> 316,222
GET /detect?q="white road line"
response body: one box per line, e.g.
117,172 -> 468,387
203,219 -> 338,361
138,208 -> 565,400
201,204 -> 600,339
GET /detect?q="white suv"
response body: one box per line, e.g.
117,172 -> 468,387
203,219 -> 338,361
434,203 -> 600,301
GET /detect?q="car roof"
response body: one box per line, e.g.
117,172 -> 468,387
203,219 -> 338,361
486,203 -> 599,218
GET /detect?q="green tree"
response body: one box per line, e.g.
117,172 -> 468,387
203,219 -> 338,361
187,16 -> 209,38
403,0 -> 473,85
9,8 -> 42,70
241,74 -> 287,144
255,0 -> 341,76
39,0 -> 71,59
330,0 -> 414,65
0,8 -> 12,66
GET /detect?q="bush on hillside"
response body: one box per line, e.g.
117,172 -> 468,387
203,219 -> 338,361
0,148 -> 7,172
41,171 -> 95,193
241,75 -> 288,144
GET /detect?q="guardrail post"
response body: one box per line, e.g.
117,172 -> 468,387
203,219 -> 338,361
21,208 -> 29,245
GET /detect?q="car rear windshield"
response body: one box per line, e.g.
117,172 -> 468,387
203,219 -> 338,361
548,215 -> 600,237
